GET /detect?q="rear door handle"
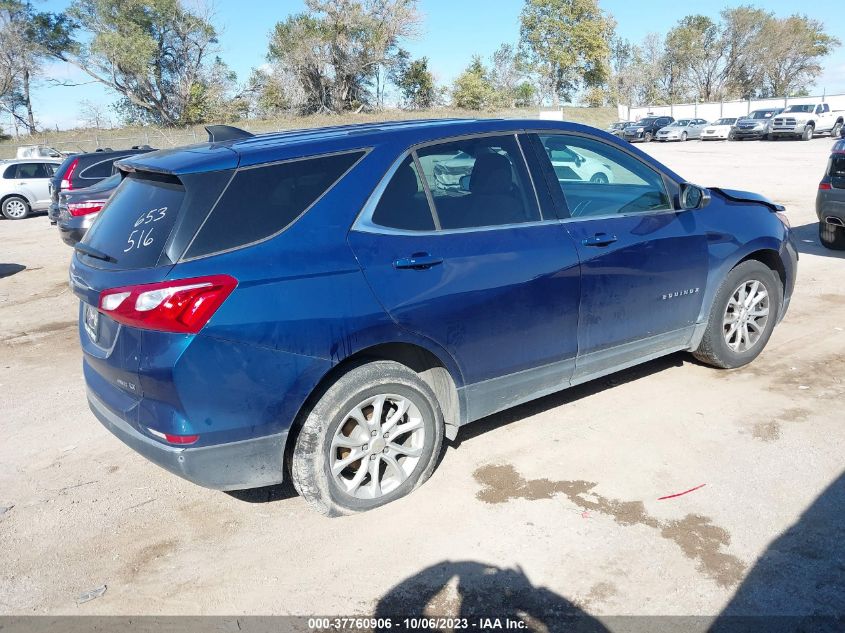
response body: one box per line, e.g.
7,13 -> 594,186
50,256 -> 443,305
582,233 -> 617,247
393,253 -> 443,270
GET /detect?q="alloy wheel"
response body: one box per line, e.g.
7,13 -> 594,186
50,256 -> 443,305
723,280 -> 770,353
4,199 -> 27,219
330,393 -> 426,500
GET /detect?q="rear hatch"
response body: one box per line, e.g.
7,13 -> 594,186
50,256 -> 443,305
70,147 -> 238,418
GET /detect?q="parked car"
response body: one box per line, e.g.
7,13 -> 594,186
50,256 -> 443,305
0,158 -> 61,219
732,108 -> 783,141
48,146 -> 155,224
69,119 -> 797,515
622,115 -> 674,142
770,103 -> 845,141
816,139 -> 845,250
57,173 -> 121,246
606,122 -> 632,137
655,119 -> 709,141
16,145 -> 70,159
701,118 -> 738,141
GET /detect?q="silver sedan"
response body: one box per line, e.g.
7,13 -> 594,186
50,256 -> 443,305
655,119 -> 709,142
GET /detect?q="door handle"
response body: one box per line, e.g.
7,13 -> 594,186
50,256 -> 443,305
393,253 -> 443,270
582,233 -> 617,247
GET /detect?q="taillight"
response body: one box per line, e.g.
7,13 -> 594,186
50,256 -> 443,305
146,428 -> 199,445
61,158 -> 79,190
819,182 -> 832,190
98,275 -> 237,334
68,200 -> 106,217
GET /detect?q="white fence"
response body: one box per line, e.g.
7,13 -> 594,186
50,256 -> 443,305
617,93 -> 845,123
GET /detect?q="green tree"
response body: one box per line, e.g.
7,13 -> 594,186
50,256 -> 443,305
451,56 -> 500,110
0,1 -> 73,133
393,56 -> 436,109
47,0 -> 224,126
665,15 -> 729,102
518,0 -> 614,105
268,0 -> 420,114
758,15 -> 840,96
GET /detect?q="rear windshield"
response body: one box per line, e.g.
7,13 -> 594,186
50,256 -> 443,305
81,172 -> 185,269
184,150 -> 365,258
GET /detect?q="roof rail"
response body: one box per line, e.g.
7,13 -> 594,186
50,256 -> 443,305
205,125 -> 255,143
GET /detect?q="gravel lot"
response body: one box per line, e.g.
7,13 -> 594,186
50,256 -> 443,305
1,135 -> 843,623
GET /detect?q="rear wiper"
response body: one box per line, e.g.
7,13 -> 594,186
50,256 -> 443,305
74,243 -> 117,263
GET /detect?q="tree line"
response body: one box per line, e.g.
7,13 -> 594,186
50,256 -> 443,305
0,0 -> 839,132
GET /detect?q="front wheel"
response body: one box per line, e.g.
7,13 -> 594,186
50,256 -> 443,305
291,360 -> 444,516
693,261 -> 782,369
819,221 -> 845,250
590,172 -> 609,184
801,125 -> 813,141
2,196 -> 30,220
644,131 -> 653,142
831,122 -> 843,138
681,132 -> 688,142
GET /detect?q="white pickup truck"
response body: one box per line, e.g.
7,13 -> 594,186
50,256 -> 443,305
770,102 -> 844,140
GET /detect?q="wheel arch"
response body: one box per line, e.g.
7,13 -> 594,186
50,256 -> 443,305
1,191 -> 34,207
737,248 -> 786,290
284,340 -> 464,471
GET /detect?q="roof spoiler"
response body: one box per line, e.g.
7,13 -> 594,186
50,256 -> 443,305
205,125 -> 255,143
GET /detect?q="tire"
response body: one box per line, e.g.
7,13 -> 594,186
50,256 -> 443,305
819,221 -> 845,250
590,172 -> 609,184
831,121 -> 843,138
644,131 -> 653,142
693,260 -> 782,369
728,130 -> 736,141
291,360 -> 444,516
801,125 -> 813,141
681,132 -> 688,142
2,196 -> 30,220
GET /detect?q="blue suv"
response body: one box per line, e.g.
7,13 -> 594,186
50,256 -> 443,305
70,119 -> 797,515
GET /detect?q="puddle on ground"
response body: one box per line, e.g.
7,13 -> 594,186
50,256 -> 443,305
474,463 -> 746,588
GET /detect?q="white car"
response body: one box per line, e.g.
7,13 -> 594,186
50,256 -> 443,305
701,118 -> 738,141
0,159 -> 62,219
543,137 -> 615,184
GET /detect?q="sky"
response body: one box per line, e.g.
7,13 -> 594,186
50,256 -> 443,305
25,0 -> 845,131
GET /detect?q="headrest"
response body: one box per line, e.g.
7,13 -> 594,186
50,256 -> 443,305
469,152 -> 513,195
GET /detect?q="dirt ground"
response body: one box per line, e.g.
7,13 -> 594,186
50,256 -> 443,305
1,134 -> 844,623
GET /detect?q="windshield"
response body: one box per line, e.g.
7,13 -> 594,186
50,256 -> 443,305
637,118 -> 657,126
784,105 -> 814,113
715,118 -> 737,126
748,110 -> 776,119
669,120 -> 690,127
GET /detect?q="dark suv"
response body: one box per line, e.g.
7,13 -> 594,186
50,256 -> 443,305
71,119 -> 796,515
49,147 -> 154,223
817,139 -> 845,249
623,116 -> 674,143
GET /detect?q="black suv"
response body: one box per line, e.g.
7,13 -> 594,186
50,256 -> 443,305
623,116 -> 675,143
48,146 -> 155,223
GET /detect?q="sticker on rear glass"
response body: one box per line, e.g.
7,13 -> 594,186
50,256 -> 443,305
125,207 -> 168,252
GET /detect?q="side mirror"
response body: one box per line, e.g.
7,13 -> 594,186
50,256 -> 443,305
679,183 -> 711,210
459,174 -> 471,192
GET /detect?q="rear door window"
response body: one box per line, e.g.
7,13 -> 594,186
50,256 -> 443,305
184,150 -> 365,258
81,172 -> 185,269
414,135 -> 540,230
371,156 -> 435,231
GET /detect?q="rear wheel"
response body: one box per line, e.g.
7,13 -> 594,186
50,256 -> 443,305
590,172 -> 609,184
693,261 -> 782,369
819,221 -> 845,250
2,196 -> 30,220
291,360 -> 444,516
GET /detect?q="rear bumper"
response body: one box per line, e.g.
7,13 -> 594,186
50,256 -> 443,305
88,389 -> 287,491
59,225 -> 87,246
